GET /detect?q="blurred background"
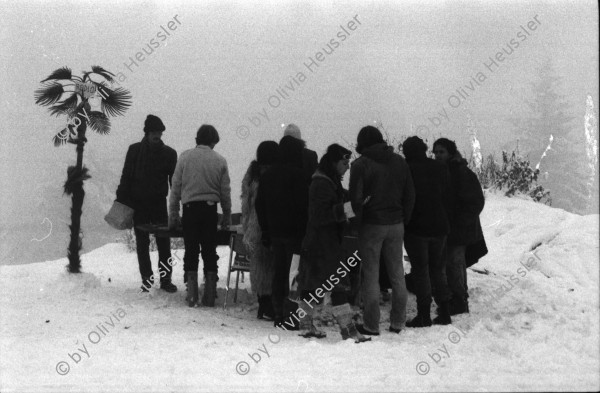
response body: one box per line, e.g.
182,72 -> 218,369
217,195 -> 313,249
0,0 -> 597,264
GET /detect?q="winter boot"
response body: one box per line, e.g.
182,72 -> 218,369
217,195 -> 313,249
406,303 -> 432,328
201,271 -> 218,307
449,296 -> 469,316
298,305 -> 326,338
332,303 -> 371,343
433,301 -> 452,325
140,276 -> 154,292
185,271 -> 199,307
257,295 -> 275,320
160,279 -> 177,293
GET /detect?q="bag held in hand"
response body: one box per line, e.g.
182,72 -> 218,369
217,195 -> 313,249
104,201 -> 135,230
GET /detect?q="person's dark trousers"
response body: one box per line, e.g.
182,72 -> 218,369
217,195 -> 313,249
270,237 -> 300,320
133,199 -> 172,286
182,201 -> 219,274
379,256 -> 392,292
446,244 -> 468,303
404,234 -> 451,309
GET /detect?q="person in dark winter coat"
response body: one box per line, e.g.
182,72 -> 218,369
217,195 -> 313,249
349,126 -> 415,335
402,136 -> 453,327
168,125 -> 232,307
116,114 -> 178,293
433,138 -> 485,315
284,123 -> 318,183
297,144 -> 370,343
241,141 -> 279,320
255,135 -> 309,328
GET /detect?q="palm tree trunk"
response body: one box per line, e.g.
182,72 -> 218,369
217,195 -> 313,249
67,123 -> 87,273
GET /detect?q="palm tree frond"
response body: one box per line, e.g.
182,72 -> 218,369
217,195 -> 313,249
49,93 -> 79,116
88,111 -> 111,135
99,86 -> 132,117
90,66 -> 115,82
41,67 -> 72,82
35,83 -> 65,106
52,128 -> 70,147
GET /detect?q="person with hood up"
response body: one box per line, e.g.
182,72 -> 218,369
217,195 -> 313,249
432,138 -> 485,315
283,123 -> 318,183
401,136 -> 453,327
297,144 -> 371,343
116,114 -> 178,293
349,126 -> 415,335
241,141 -> 280,320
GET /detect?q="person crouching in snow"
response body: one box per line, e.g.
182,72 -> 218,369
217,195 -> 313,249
241,141 -> 279,320
432,138 -> 485,315
168,125 -> 232,307
116,114 -> 178,293
297,144 -> 371,343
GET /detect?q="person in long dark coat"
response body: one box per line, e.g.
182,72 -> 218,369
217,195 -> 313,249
241,141 -> 279,319
283,123 -> 318,183
402,136 -> 453,327
433,138 -> 485,315
116,114 -> 177,293
255,135 -> 309,328
297,144 -> 370,343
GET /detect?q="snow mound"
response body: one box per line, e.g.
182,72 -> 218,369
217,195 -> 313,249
0,194 -> 598,392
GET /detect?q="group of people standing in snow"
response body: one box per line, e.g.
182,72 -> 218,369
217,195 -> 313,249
115,115 -> 486,343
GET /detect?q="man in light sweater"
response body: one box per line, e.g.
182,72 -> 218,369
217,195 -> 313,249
168,125 -> 232,307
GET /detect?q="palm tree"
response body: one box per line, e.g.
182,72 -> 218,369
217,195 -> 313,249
35,66 -> 132,273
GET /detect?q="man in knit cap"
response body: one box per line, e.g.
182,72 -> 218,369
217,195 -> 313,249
284,123 -> 318,182
116,114 -> 178,293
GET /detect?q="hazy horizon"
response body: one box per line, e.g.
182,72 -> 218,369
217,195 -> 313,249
1,0 -> 598,263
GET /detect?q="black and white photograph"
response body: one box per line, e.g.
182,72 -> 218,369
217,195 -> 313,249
0,0 -> 598,391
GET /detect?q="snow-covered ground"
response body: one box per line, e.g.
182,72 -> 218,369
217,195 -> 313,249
1,192 -> 599,392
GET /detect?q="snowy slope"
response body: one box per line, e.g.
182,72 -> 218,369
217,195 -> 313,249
0,193 -> 598,392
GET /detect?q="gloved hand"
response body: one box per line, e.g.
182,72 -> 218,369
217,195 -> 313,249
168,214 -> 181,230
261,231 -> 271,248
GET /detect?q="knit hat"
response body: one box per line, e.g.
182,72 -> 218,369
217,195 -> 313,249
144,115 -> 166,133
283,123 -> 302,140
402,136 -> 428,160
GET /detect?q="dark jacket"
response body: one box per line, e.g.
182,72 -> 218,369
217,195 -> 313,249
447,157 -> 485,245
255,163 -> 309,240
302,148 -> 319,183
405,157 -> 451,237
349,143 -> 415,225
298,170 -> 349,292
116,140 -> 177,208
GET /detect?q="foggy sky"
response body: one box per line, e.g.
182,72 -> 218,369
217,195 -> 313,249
1,0 -> 598,220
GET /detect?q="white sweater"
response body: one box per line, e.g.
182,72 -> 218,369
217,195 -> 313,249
169,145 -> 232,216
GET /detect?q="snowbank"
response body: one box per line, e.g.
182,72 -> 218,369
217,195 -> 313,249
0,193 -> 598,392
